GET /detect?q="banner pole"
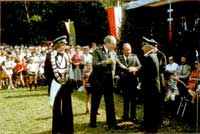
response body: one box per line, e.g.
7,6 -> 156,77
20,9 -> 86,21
196,93 -> 199,133
196,50 -> 199,133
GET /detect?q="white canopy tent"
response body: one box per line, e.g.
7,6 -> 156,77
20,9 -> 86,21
123,0 -> 198,10
123,0 -> 161,10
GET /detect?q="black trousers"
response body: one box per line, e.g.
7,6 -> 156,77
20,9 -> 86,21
122,88 -> 137,119
143,89 -> 162,133
120,78 -> 137,120
52,84 -> 73,134
90,85 -> 117,128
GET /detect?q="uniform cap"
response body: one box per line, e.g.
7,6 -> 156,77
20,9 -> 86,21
142,36 -> 158,46
52,35 -> 67,49
53,35 -> 67,44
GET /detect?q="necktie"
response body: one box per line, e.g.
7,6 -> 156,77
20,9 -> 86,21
182,21 -> 184,29
184,22 -> 187,31
181,65 -> 184,75
125,57 -> 129,65
106,51 -> 110,59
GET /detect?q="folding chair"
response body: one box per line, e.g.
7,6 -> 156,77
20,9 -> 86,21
177,96 -> 191,118
196,84 -> 200,133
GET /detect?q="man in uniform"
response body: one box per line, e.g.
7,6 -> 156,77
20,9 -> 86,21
45,35 -> 74,134
89,35 -> 128,129
140,37 -> 162,133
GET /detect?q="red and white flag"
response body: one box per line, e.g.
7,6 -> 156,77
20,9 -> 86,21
107,6 -> 122,39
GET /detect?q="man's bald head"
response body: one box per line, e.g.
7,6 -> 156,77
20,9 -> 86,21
122,43 -> 132,57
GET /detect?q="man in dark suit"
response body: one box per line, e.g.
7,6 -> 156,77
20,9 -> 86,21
140,37 -> 162,133
89,35 -> 127,129
117,43 -> 141,123
177,56 -> 191,97
45,35 -> 74,134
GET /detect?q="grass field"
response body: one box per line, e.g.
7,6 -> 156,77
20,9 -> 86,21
0,86 -> 198,134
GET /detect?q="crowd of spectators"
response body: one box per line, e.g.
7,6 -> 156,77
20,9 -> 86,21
0,37 -> 199,131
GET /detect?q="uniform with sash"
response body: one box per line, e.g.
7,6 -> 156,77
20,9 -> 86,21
46,35 -> 74,134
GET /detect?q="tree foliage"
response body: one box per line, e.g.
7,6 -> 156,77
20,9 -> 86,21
1,1 -> 111,46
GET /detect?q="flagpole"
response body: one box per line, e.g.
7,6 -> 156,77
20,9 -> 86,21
167,0 -> 173,43
117,0 -> 120,7
197,91 -> 199,133
196,50 -> 199,133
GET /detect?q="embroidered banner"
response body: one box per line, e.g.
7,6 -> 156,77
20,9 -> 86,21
64,21 -> 76,46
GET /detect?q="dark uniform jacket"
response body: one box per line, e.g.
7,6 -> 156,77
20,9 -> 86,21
140,52 -> 161,133
89,47 -> 127,91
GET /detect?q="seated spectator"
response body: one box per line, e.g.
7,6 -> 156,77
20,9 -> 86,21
165,56 -> 178,74
177,56 -> 191,97
165,72 -> 186,101
185,60 -> 200,103
177,56 -> 191,83
165,56 -> 179,100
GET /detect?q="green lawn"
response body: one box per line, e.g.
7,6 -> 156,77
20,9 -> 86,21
0,86 -> 197,134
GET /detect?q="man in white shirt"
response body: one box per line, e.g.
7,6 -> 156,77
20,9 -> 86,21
165,56 -> 178,74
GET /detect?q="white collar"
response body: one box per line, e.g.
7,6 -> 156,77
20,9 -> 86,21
103,45 -> 109,53
123,55 -> 128,59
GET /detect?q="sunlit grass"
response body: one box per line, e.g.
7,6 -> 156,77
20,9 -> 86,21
0,86 -> 197,134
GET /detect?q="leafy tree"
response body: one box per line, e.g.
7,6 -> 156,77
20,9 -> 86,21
1,1 -> 113,46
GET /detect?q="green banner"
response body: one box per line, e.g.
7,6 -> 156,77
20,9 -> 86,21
65,21 -> 76,46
